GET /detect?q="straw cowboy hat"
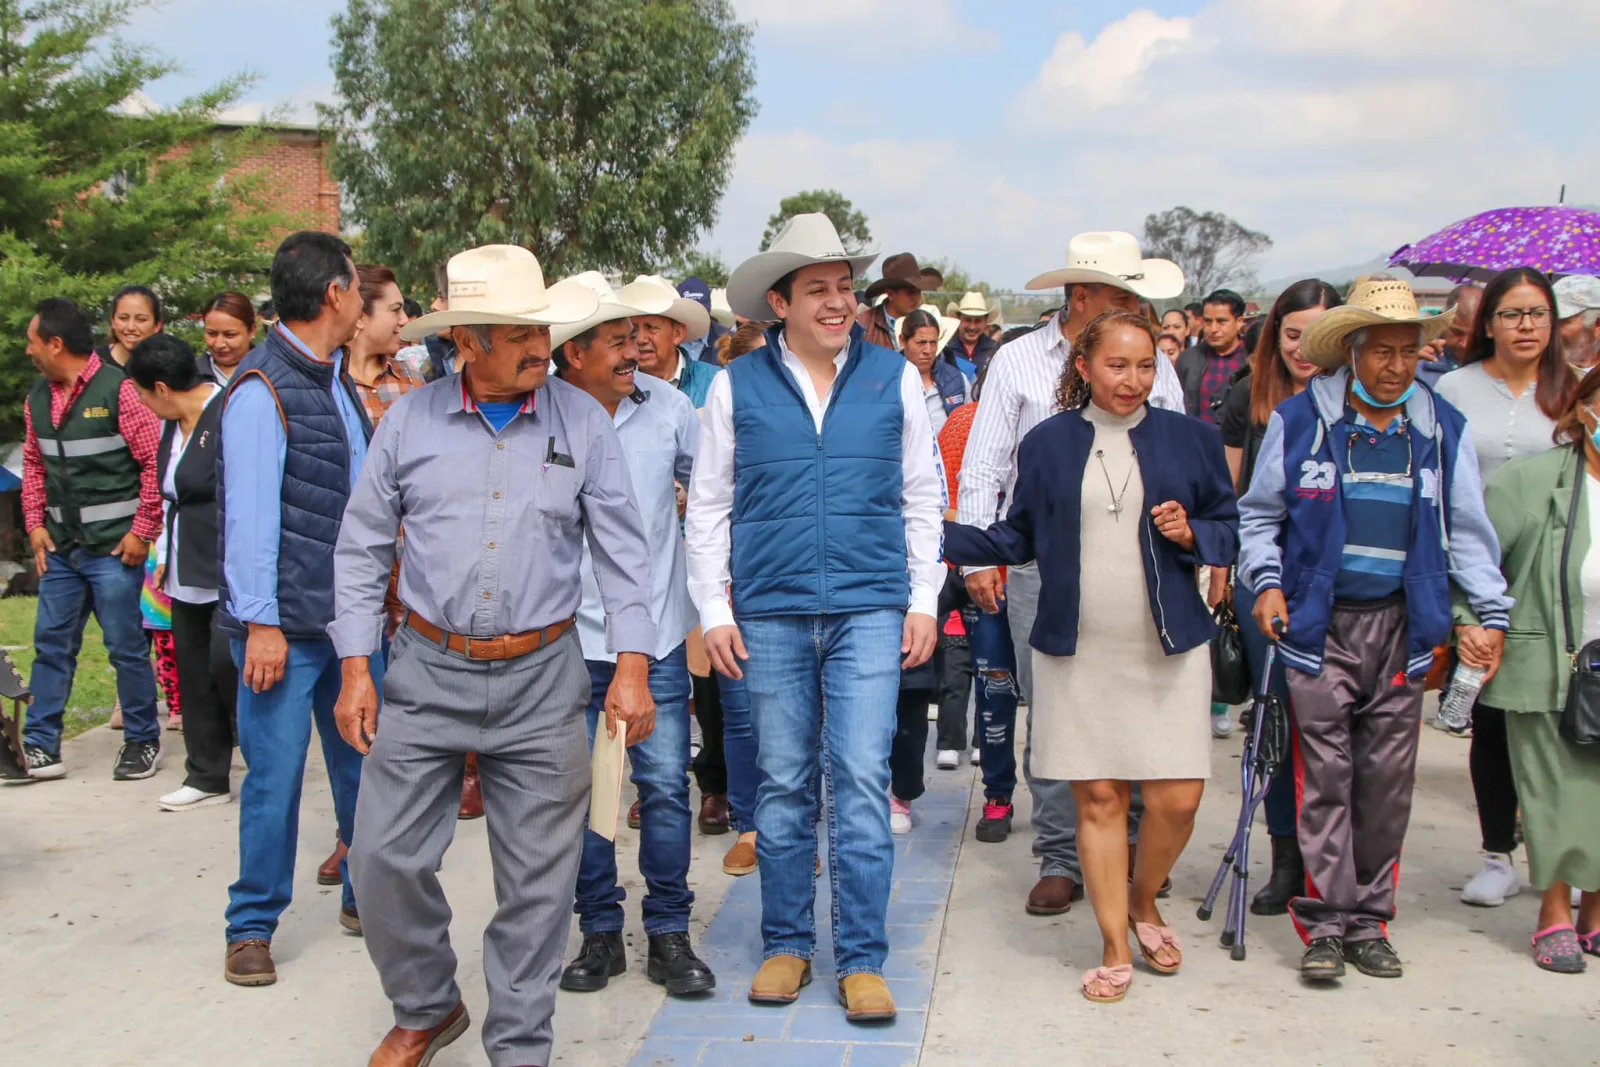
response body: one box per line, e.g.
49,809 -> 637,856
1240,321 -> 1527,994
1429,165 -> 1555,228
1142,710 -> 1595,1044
400,244 -> 598,342
627,274 -> 710,341
549,271 -> 676,348
916,303 -> 962,352
709,288 -> 737,328
955,291 -> 1002,324
864,253 -> 940,302
725,213 -> 880,321
1299,276 -> 1456,371
1025,231 -> 1185,300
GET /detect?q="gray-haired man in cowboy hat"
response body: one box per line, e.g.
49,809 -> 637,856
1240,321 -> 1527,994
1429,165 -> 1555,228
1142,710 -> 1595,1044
957,231 -> 1186,912
630,273 -> 720,407
684,213 -> 946,1021
330,245 -> 659,1067
1238,275 -> 1511,984
857,252 -> 939,350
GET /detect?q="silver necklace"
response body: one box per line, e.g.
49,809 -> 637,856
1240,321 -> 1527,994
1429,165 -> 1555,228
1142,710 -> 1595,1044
1095,447 -> 1136,519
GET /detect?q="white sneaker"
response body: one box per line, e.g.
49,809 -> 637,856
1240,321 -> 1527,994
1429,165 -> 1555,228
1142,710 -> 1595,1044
1211,708 -> 1233,739
890,797 -> 913,835
1461,853 -> 1520,906
970,748 -> 981,766
158,785 -> 232,812
936,749 -> 960,770
926,703 -> 938,722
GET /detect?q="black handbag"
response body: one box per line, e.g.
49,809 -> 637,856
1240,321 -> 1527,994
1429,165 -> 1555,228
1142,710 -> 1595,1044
1210,591 -> 1252,706
1557,446 -> 1600,745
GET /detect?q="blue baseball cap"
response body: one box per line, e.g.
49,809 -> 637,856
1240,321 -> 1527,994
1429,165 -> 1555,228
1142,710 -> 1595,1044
677,276 -> 712,312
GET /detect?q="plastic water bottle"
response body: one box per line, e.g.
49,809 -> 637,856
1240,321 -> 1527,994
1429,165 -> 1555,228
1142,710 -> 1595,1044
1437,664 -> 1486,732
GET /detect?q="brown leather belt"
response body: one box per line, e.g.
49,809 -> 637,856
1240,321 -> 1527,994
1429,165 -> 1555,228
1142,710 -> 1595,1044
406,611 -> 574,661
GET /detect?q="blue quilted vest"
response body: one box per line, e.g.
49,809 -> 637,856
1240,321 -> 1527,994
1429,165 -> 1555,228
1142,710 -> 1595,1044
216,327 -> 352,639
727,327 -> 909,618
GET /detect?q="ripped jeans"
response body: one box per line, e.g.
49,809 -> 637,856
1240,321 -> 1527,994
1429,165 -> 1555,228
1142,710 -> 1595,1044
963,601 -> 1019,801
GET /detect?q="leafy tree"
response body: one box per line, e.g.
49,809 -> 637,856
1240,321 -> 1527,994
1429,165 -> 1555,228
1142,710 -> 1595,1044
655,248 -> 729,287
326,0 -> 757,292
0,0 -> 276,439
761,189 -> 871,254
921,258 -> 990,297
1142,206 -> 1273,299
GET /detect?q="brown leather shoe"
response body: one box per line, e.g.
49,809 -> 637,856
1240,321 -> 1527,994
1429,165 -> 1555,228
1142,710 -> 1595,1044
837,973 -> 897,1021
458,754 -> 484,820
367,1001 -> 470,1067
748,955 -> 811,1004
340,905 -> 363,936
318,837 -> 347,886
627,799 -> 641,830
723,835 -> 757,876
225,938 -> 276,986
698,793 -> 730,835
1026,875 -> 1084,915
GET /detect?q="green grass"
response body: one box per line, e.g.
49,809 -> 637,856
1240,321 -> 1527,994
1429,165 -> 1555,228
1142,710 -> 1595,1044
0,596 -> 118,739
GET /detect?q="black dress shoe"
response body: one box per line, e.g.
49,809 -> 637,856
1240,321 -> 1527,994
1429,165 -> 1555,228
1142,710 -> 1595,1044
1344,937 -> 1402,978
647,932 -> 716,996
559,931 -> 626,992
1300,936 -> 1346,981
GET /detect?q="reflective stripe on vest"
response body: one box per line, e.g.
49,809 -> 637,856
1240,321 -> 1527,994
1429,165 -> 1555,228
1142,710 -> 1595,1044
48,499 -> 140,524
40,434 -> 130,459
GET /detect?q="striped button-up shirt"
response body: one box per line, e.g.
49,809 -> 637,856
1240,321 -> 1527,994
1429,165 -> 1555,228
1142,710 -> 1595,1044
955,312 -> 1184,572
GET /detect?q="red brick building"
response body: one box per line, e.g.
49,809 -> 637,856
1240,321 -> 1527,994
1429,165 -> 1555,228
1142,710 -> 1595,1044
216,120 -> 341,235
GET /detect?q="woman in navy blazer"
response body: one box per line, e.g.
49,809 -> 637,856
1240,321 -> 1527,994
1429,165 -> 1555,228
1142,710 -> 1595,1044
944,309 -> 1238,1003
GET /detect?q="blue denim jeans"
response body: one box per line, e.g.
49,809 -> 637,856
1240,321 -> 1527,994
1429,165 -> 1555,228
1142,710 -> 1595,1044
225,635 -> 381,942
26,548 -> 160,752
964,601 -> 1019,801
740,609 -> 902,977
575,644 -> 695,936
1235,582 -> 1296,838
718,672 -> 759,834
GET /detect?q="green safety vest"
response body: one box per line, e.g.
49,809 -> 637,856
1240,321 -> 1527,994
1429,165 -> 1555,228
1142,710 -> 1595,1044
27,362 -> 143,554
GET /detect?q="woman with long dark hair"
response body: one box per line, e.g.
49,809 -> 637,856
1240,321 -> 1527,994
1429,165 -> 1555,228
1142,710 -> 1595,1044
98,284 -> 164,367
200,291 -> 257,383
1437,267 -> 1574,908
1213,278 -> 1342,913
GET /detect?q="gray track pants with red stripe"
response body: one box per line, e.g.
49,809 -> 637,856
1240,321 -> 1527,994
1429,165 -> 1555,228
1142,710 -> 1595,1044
1286,597 -> 1423,944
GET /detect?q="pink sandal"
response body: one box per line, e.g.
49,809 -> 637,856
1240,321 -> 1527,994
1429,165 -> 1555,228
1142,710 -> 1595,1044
1130,920 -> 1183,975
1081,963 -> 1134,1003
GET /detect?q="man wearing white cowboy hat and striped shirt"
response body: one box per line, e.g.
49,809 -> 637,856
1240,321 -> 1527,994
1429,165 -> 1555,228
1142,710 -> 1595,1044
957,231 -> 1187,913
685,212 -> 946,1021
330,244 -> 659,1067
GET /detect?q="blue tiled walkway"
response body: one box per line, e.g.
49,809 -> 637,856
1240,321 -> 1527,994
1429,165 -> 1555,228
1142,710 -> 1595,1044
626,747 -> 975,1066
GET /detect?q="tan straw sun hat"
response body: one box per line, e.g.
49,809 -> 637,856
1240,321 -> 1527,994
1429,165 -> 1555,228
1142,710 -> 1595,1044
399,244 -> 598,342
627,274 -> 711,341
1298,275 -> 1457,370
1025,231 -> 1185,300
709,288 -> 737,328
725,213 -> 879,321
549,271 -> 675,348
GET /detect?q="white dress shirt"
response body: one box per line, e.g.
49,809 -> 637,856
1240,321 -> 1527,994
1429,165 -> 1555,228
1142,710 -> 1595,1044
956,312 -> 1184,573
685,330 -> 947,632
577,372 -> 699,661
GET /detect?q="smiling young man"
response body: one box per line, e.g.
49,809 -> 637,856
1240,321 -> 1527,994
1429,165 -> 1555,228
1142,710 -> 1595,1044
942,291 -> 1000,377
1175,288 -> 1249,423
685,214 -> 945,1021
548,274 -> 715,1001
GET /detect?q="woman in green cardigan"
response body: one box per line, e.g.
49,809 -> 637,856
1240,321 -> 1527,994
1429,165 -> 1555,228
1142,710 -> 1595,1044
1475,365 -> 1600,973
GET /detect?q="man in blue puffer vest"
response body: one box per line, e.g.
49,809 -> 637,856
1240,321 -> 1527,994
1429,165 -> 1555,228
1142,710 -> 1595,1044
215,231 -> 377,988
1238,277 -> 1511,985
685,214 -> 946,1022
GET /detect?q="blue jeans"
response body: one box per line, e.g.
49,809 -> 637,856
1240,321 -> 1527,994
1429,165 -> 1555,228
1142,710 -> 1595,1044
575,645 -> 694,935
964,601 -> 1019,801
740,609 -> 902,977
1235,582 -> 1296,838
225,635 -> 381,942
26,548 -> 160,752
719,672 -> 759,834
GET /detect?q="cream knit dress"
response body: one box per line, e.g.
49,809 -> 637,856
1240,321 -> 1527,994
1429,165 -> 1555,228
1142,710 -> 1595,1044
1029,402 -> 1212,781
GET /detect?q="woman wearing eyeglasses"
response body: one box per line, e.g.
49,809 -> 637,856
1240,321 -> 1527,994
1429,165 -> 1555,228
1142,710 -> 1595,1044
1437,267 -> 1577,909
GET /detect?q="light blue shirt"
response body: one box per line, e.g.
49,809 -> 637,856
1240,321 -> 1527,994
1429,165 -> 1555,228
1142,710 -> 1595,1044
221,323 -> 367,626
682,336 -> 707,363
575,372 -> 698,661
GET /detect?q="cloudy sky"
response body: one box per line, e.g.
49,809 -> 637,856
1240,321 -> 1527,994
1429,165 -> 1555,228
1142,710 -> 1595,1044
131,0 -> 1600,290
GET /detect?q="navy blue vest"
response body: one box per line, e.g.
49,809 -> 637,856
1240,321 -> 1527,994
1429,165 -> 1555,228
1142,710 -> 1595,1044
216,327 -> 351,639
727,327 -> 909,617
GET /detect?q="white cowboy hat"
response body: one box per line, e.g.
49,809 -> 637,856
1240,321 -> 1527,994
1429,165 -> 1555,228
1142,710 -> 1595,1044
955,290 -> 1003,324
725,213 -> 879,321
1299,276 -> 1456,371
549,271 -> 677,348
627,274 -> 710,341
1025,231 -> 1185,300
399,245 -> 598,342
709,288 -> 737,328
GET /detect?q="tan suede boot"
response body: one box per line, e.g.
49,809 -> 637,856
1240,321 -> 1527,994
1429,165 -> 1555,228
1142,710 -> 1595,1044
748,955 -> 811,1004
837,973 -> 897,1021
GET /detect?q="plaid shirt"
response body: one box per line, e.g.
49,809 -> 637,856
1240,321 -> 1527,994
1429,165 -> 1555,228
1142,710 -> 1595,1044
348,356 -> 426,428
22,353 -> 163,541
1197,342 -> 1247,425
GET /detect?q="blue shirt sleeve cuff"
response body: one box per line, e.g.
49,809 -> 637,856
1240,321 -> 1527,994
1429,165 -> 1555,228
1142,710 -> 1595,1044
229,595 -> 281,626
606,615 -> 659,657
329,616 -> 386,659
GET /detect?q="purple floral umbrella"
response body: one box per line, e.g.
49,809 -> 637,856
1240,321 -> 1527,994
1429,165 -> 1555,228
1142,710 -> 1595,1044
1389,205 -> 1600,283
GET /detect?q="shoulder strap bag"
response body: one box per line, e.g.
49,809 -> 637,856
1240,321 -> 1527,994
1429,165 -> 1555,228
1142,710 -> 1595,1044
1557,445 -> 1600,744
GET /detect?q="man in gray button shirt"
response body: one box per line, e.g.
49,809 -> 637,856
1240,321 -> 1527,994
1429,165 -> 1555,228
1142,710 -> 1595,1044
329,245 -> 659,1067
